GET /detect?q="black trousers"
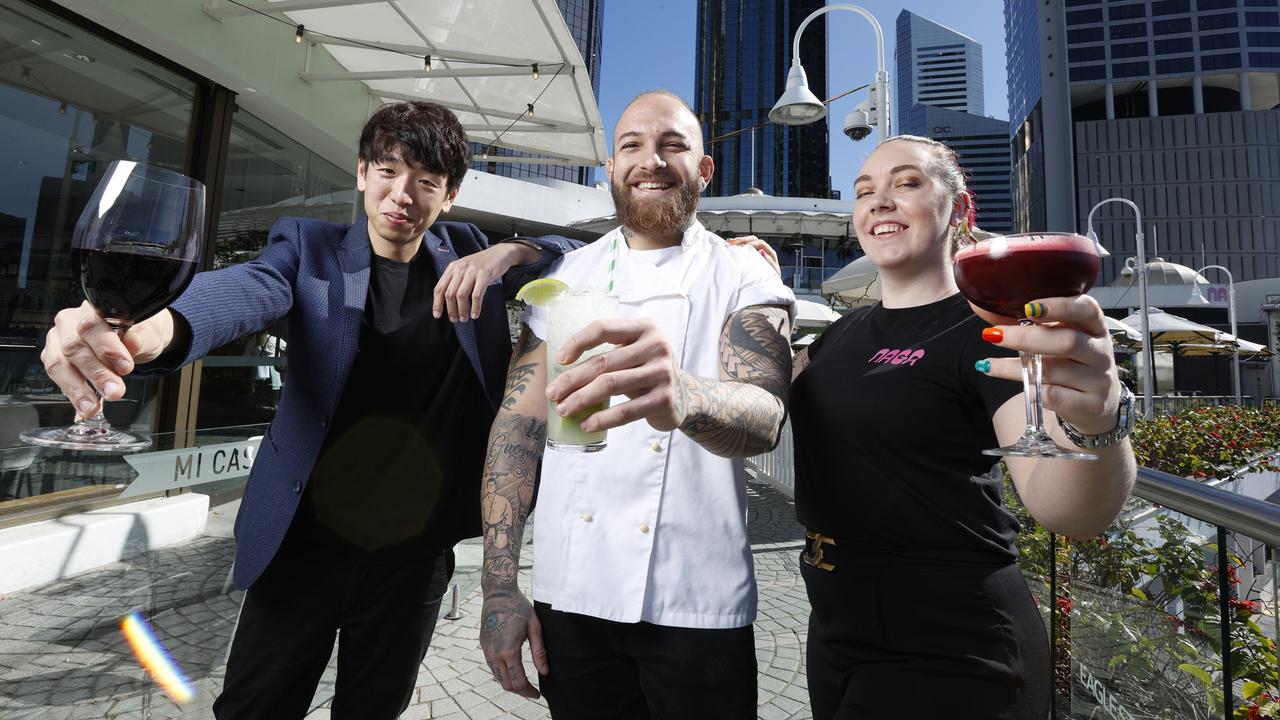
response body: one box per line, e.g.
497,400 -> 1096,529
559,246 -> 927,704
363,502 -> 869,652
803,554 -> 1051,720
213,550 -> 453,720
534,602 -> 758,720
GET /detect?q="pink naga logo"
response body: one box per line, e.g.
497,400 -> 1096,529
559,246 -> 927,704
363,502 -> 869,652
869,348 -> 924,366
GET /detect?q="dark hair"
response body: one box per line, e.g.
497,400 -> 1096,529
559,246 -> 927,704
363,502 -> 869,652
359,101 -> 469,193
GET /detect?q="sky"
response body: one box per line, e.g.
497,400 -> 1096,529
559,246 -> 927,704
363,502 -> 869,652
594,1 -> 1010,197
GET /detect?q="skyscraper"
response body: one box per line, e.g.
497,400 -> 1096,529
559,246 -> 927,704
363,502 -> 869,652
896,11 -> 984,116
695,0 -> 831,198
1006,0 -> 1280,283
896,11 -> 1011,231
479,0 -> 603,186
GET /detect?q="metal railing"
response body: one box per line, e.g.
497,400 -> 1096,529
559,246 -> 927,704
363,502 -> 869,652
747,424 -> 1280,719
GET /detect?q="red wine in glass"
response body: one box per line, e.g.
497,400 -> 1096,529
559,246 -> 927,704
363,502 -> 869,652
22,161 -> 204,452
954,233 -> 1101,459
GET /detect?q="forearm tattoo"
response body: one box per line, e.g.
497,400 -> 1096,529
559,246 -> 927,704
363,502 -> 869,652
677,305 -> 792,457
482,325 -> 547,593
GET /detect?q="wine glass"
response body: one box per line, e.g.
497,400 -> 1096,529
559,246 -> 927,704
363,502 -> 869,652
953,232 -> 1101,460
22,161 -> 204,452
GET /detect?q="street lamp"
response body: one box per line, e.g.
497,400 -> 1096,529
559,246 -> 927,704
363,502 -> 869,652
1087,198 -> 1153,419
768,4 -> 890,144
1191,265 -> 1241,404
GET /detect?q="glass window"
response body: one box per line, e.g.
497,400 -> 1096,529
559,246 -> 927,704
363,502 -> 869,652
1069,45 -> 1107,62
1249,31 -> 1280,46
1199,0 -> 1238,8
1151,0 -> 1190,14
1067,8 -> 1104,24
1246,11 -> 1280,26
1110,23 -> 1148,39
1111,41 -> 1149,58
1246,0 -> 1279,6
0,1 -> 198,506
1155,37 -> 1194,54
1112,60 -> 1151,77
1069,27 -> 1105,43
192,109 -> 355,430
1202,52 -> 1243,70
1156,57 -> 1196,73
1070,65 -> 1108,82
1200,33 -> 1241,51
1249,51 -> 1280,66
1154,18 -> 1193,34
1200,13 -> 1239,30
1108,3 -> 1146,20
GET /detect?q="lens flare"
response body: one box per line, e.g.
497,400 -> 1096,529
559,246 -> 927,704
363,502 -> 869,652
119,610 -> 194,704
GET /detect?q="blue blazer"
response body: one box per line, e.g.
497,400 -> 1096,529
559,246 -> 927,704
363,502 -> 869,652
139,216 -> 578,589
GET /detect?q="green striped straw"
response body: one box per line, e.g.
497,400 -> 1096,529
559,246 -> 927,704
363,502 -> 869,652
606,233 -> 619,294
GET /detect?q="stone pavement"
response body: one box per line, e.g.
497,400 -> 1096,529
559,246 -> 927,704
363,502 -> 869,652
0,478 -> 812,719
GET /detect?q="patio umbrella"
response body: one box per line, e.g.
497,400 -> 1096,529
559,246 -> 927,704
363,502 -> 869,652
1119,307 -> 1229,352
1105,316 -> 1142,347
1178,338 -> 1271,358
821,255 -> 881,306
794,299 -> 842,329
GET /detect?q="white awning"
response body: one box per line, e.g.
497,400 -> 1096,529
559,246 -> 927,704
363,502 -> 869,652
569,193 -> 855,237
208,0 -> 606,168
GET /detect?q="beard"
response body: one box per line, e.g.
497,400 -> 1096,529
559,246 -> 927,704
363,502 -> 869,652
612,172 -> 701,238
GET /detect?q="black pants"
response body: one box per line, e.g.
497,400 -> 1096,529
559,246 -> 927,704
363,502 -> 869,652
213,550 -> 453,720
803,554 -> 1050,720
534,602 -> 757,720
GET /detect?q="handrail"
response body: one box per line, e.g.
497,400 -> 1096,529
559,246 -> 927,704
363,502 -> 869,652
1133,465 -> 1280,546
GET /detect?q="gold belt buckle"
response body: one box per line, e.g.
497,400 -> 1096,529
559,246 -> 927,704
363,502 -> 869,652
803,530 -> 836,571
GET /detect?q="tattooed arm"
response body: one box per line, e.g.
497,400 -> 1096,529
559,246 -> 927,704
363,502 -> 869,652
675,304 -> 792,457
545,305 -> 792,459
479,325 -> 550,699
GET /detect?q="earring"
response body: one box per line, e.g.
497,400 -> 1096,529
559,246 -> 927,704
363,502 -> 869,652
950,216 -> 974,248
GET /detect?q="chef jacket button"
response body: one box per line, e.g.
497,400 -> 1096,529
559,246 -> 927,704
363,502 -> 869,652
639,522 -> 650,534
649,441 -> 661,452
581,513 -> 593,523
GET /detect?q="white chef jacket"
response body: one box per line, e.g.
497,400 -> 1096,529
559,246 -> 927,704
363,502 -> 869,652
523,222 -> 796,629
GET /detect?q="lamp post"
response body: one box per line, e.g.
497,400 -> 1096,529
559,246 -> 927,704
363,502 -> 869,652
1192,265 -> 1241,404
768,4 -> 889,144
1087,198 -> 1153,419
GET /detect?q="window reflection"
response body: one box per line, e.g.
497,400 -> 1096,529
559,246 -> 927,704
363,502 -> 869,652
0,1 -> 195,459
193,108 -> 354,429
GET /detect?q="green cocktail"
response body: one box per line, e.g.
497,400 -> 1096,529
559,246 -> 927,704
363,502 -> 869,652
546,290 -> 618,452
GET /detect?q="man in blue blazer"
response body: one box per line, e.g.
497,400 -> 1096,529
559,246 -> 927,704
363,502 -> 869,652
42,101 -> 578,718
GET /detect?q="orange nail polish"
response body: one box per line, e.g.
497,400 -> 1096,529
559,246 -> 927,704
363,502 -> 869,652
982,327 -> 1004,343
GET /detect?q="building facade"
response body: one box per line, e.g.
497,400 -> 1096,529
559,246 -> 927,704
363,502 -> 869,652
694,0 -> 832,198
475,0 -> 604,186
1006,0 -> 1280,284
897,11 -> 1012,231
895,11 -> 984,116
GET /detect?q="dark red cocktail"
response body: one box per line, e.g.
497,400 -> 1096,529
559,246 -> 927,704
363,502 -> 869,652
952,232 -> 1101,460
954,233 -> 1100,318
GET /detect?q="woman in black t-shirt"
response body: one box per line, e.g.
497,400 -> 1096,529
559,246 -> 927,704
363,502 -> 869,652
788,136 -> 1137,719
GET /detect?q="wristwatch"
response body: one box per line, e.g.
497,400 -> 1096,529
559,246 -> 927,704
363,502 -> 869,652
1057,385 -> 1136,449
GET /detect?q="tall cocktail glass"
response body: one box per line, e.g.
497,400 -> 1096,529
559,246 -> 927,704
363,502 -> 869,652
953,232 -> 1101,460
546,290 -> 618,452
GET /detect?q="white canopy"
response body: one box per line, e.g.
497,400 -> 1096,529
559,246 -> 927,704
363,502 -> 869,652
211,0 -> 607,167
569,193 -> 855,237
794,299 -> 842,328
821,255 -> 880,306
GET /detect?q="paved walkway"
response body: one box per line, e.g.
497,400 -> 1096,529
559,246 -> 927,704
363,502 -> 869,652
0,478 -> 813,719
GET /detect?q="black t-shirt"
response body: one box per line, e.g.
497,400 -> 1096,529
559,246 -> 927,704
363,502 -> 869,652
281,248 -> 491,563
790,293 -> 1023,562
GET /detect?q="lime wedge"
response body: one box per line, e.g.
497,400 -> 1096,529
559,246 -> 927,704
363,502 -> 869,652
515,278 -> 569,306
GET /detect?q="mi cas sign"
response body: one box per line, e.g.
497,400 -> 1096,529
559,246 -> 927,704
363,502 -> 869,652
120,437 -> 262,498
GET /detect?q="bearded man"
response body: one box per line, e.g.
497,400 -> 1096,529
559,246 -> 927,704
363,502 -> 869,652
475,90 -> 797,718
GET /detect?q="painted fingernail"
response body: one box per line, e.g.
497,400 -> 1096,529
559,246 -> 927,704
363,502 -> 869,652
981,327 -> 1004,343
77,398 -> 96,414
1024,302 -> 1047,319
974,359 -> 991,373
